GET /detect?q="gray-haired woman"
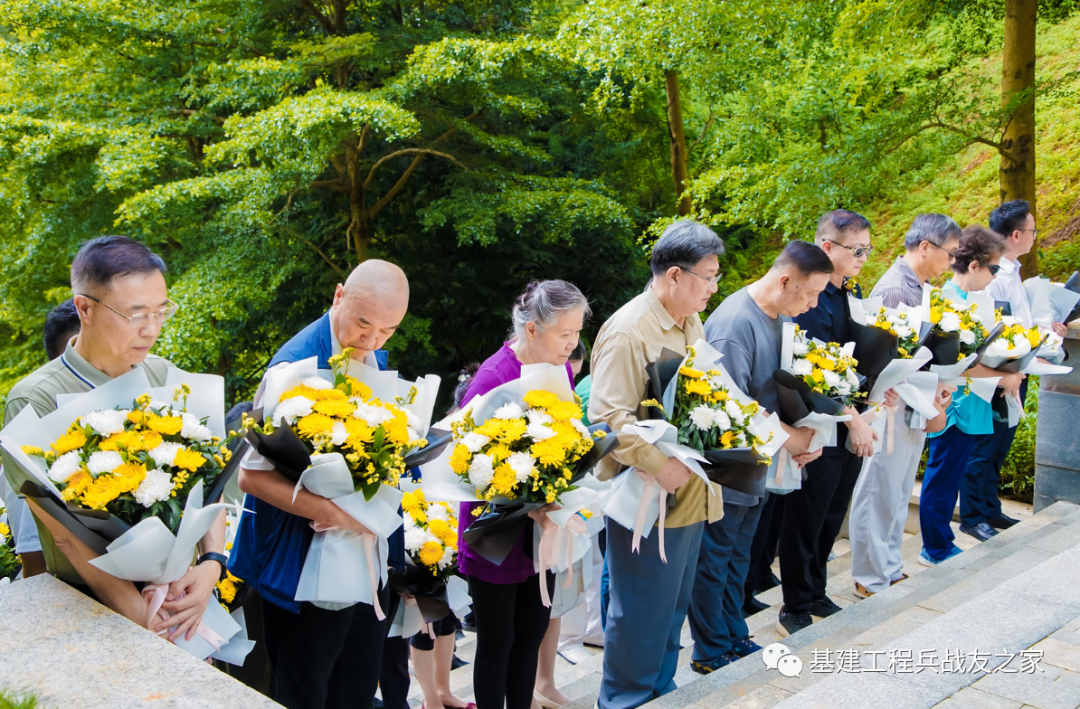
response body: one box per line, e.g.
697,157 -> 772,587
455,279 -> 591,709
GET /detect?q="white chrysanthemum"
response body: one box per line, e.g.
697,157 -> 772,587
468,454 -> 495,490
493,402 -> 524,420
439,546 -> 456,568
711,409 -> 732,431
302,376 -> 333,390
846,368 -> 860,387
526,422 -> 555,441
330,421 -> 349,446
48,451 -> 84,483
725,399 -> 746,425
836,382 -> 851,396
404,527 -> 428,552
426,503 -> 450,522
352,402 -> 393,427
404,409 -> 422,431
959,329 -> 976,345
708,375 -> 726,390
569,417 -> 590,439
87,451 -> 124,476
791,359 -> 813,376
895,325 -> 913,339
506,452 -> 536,483
149,442 -> 183,467
461,432 -> 491,453
180,412 -> 212,441
402,512 -> 416,530
690,405 -> 715,431
133,468 -> 173,507
736,433 -> 748,447
1001,315 -> 1019,327
526,408 -> 553,425
85,409 -> 129,437
939,311 -> 961,332
275,396 -> 314,425
423,529 -> 441,546
823,369 -> 842,388
792,341 -> 810,356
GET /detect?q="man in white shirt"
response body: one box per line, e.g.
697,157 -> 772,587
963,200 -> 1067,533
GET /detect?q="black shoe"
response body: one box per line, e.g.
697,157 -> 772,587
742,595 -> 770,617
450,654 -> 469,670
731,636 -> 762,657
959,522 -> 998,542
690,651 -> 740,675
461,611 -> 477,632
759,571 -> 781,592
809,596 -> 842,618
775,605 -> 812,637
988,514 -> 1020,530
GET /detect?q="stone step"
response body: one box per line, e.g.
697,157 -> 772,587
640,501 -> 1080,709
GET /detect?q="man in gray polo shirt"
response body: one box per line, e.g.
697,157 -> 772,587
849,214 -> 957,597
1,236 -> 226,641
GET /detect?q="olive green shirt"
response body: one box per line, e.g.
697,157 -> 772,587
1,339 -> 172,585
589,287 -> 723,528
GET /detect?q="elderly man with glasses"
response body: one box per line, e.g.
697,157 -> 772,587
1,235 -> 227,641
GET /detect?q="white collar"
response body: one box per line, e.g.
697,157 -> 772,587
999,258 -> 1021,275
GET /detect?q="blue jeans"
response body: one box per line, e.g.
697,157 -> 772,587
688,499 -> 765,663
600,553 -> 610,632
599,518 -> 703,709
960,419 -> 1014,526
922,425 -> 979,561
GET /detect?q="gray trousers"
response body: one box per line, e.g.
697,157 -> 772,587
599,517 -> 703,709
849,420 -> 926,593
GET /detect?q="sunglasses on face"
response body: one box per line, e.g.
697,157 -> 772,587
825,239 -> 874,258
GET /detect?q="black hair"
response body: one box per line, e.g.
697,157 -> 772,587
70,235 -> 167,295
815,209 -> 871,245
569,340 -> 587,363
989,199 -> 1031,238
450,362 -> 481,414
953,225 -> 1005,274
650,220 -> 726,276
771,241 -> 835,276
43,298 -> 81,360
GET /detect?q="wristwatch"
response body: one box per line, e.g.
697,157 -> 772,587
197,552 -> 229,580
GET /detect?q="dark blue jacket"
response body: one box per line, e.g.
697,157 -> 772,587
229,311 -> 403,612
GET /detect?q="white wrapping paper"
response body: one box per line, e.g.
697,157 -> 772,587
1025,277 -> 1080,327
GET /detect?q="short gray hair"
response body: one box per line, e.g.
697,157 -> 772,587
904,213 -> 961,251
650,220 -> 725,276
511,280 -> 591,341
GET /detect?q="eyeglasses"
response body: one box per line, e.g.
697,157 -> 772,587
988,264 -> 1001,276
928,241 -> 958,259
825,239 -> 874,258
683,268 -> 723,285
1020,228 -> 1040,238
79,294 -> 179,327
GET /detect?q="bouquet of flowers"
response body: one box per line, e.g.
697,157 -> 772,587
243,348 -> 444,613
848,292 -> 933,392
421,363 -> 616,570
0,509 -> 19,580
927,287 -> 993,364
981,316 -> 1047,372
1024,272 -> 1080,327
786,325 -> 863,405
0,367 -> 250,662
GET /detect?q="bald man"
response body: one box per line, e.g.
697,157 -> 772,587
231,260 -> 409,709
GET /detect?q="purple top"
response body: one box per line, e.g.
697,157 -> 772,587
457,343 -> 574,585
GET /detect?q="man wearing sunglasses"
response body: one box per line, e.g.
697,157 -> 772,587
1,236 -> 227,643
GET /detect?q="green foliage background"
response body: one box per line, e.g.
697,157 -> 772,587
0,0 -> 1077,443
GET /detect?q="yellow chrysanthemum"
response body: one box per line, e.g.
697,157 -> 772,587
147,415 -> 183,436
382,412 -> 411,446
709,389 -> 729,404
52,431 -> 86,455
297,413 -> 335,439
313,399 -> 355,418
401,490 -> 424,512
805,353 -> 835,371
546,401 -> 582,421
496,419 -> 528,443
127,410 -> 145,425
341,377 -> 373,400
684,379 -> 712,398
720,430 -> 737,448
60,470 -> 93,502
418,541 -> 445,568
475,419 -> 505,439
428,518 -> 457,546
531,437 -> 568,467
20,445 -> 44,457
0,522 -> 11,540
449,444 -> 473,475
490,463 -> 518,497
678,366 -> 705,380
412,510 -> 428,525
173,448 -> 207,472
523,390 -> 559,410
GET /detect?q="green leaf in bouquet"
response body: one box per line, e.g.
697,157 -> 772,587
361,480 -> 380,502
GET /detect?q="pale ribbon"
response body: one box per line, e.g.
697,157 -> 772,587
403,596 -> 434,639
308,522 -> 385,621
537,513 -> 590,608
776,449 -> 792,488
143,580 -> 228,651
631,471 -> 669,564
861,402 -> 899,456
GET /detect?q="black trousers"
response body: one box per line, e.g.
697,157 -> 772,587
745,492 -> 784,595
778,448 -> 863,615
381,593 -> 411,709
262,586 -> 390,709
468,573 -> 554,709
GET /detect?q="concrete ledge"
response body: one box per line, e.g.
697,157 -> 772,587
0,575 -> 280,709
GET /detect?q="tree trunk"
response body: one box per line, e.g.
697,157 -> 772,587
664,71 -> 692,216
1001,0 -> 1038,277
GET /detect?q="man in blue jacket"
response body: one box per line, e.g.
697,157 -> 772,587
230,260 -> 409,709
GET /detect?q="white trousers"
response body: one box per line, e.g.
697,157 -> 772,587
558,541 -> 605,648
849,420 -> 926,593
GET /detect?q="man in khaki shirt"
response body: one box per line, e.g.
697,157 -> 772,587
1,236 -> 225,642
589,220 -> 724,709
